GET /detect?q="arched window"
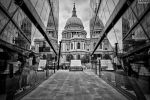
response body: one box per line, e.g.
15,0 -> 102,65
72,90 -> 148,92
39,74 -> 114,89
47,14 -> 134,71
77,42 -> 80,49
66,54 -> 74,62
99,43 -> 102,49
71,43 -> 73,49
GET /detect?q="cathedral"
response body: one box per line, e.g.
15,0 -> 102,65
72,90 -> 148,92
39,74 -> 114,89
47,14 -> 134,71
61,3 -> 112,63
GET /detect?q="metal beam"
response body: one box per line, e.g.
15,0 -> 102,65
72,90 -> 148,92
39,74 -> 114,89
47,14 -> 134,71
91,0 -> 135,56
57,41 -> 62,70
123,5 -> 150,40
14,0 -> 57,55
0,39 -> 32,55
122,42 -> 150,58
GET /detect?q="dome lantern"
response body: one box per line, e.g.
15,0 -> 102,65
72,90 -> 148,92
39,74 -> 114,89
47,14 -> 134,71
72,3 -> 77,17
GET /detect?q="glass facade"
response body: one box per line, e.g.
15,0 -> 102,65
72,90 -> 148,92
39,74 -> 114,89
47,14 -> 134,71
0,0 -> 59,52
0,0 -> 58,98
0,0 -> 149,99
92,0 -> 150,99
0,0 -> 51,50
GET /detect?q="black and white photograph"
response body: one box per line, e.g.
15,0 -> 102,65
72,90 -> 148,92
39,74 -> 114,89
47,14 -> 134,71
0,0 -> 150,100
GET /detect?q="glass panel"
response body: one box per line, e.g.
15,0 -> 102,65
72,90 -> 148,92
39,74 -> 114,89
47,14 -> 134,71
141,11 -> 150,38
35,0 -> 44,18
40,0 -> 50,27
8,0 -> 18,15
123,8 -> 137,31
98,0 -> 119,25
0,9 -> 9,32
1,21 -> 32,50
124,24 -> 148,53
0,21 -> 17,44
107,18 -> 122,52
132,0 -> 145,18
30,0 -> 38,7
0,0 -> 11,9
13,9 -> 26,29
132,25 -> 148,40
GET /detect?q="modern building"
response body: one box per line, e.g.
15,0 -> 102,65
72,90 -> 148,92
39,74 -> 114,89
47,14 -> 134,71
90,6 -> 113,60
0,0 -> 57,57
0,0 -> 58,94
122,1 -> 150,76
60,3 -> 112,63
90,0 -> 150,99
34,0 -> 59,60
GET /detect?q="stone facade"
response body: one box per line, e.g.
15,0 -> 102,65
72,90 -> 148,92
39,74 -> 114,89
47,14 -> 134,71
61,4 -> 113,63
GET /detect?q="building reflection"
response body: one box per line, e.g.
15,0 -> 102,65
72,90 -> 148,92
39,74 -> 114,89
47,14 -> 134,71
0,0 -> 58,99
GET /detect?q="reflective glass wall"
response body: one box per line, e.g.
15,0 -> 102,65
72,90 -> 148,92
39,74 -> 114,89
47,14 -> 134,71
91,0 -> 150,99
0,0 -> 51,50
0,0 -> 58,97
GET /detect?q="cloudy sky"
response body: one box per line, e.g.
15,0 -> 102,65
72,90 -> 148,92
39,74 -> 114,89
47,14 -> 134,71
58,0 -> 92,41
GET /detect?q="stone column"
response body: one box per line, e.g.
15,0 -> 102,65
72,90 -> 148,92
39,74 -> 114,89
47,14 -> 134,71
74,41 -> 75,50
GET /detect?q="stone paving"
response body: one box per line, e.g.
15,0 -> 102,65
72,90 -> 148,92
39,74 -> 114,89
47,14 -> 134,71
21,70 -> 128,100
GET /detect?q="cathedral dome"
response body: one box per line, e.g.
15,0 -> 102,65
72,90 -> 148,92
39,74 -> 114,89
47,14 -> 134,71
90,5 -> 104,30
65,17 -> 83,28
90,16 -> 104,29
65,3 -> 84,29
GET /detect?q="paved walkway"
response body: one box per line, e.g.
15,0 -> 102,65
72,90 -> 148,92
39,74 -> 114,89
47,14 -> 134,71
21,70 -> 128,100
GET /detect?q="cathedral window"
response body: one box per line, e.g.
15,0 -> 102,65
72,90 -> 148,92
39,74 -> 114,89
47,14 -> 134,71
77,42 -> 80,49
72,32 -> 74,37
77,55 -> 80,60
71,43 -> 73,49
99,43 -> 102,49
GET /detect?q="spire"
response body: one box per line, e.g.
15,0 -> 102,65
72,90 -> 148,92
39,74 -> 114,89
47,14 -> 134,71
72,2 -> 77,17
94,3 -> 98,14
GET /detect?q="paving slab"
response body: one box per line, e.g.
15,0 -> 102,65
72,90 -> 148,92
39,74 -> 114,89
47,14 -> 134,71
21,70 -> 128,100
